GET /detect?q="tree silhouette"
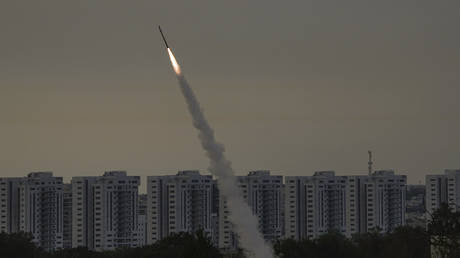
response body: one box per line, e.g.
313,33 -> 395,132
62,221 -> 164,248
428,203 -> 460,258
0,232 -> 38,258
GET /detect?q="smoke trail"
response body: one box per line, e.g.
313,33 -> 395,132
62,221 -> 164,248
166,48 -> 274,258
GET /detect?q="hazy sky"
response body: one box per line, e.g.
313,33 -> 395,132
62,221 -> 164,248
1,0 -> 459,188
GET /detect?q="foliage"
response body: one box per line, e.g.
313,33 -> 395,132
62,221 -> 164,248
0,230 -> 221,258
428,203 -> 460,258
140,230 -> 222,258
0,232 -> 38,258
275,227 -> 430,258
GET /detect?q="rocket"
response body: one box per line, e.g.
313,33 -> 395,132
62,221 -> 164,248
158,26 -> 170,49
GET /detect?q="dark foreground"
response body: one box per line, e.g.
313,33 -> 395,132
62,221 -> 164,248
1,204 -> 459,258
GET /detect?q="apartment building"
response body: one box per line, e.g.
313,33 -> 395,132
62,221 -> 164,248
285,170 -> 406,240
92,171 -> 141,251
19,172 -> 65,251
71,171 -> 141,251
285,171 -> 347,240
147,171 -> 216,245
219,170 -> 284,250
426,169 -> 460,217
358,170 -> 406,233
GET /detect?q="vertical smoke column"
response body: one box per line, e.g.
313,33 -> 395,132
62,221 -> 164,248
166,48 -> 274,258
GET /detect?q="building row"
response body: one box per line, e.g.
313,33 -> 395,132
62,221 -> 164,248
0,171 -> 142,251
0,169 -> 407,251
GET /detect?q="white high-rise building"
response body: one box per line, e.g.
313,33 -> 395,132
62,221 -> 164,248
0,177 -> 22,234
285,170 -> 406,240
426,169 -> 460,217
92,171 -> 141,251
71,171 -> 141,251
147,171 -> 216,245
285,171 -> 347,240
353,170 -> 406,234
19,172 -> 65,251
219,170 -> 284,250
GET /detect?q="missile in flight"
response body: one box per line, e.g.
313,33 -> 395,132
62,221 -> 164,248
158,26 -> 170,49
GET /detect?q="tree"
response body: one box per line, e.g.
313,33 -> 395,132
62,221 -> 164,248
123,230 -> 222,258
274,237 -> 317,258
352,230 -> 385,258
428,203 -> 460,258
315,231 -> 357,258
0,232 -> 39,258
383,226 -> 430,258
275,232 -> 358,258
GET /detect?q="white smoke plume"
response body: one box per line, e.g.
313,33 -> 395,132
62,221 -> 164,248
166,48 -> 274,258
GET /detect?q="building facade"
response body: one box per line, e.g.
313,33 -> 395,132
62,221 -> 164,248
137,194 -> 147,247
0,177 -> 22,234
285,170 -> 406,240
285,171 -> 347,240
351,170 -> 406,234
62,184 -> 72,249
71,176 -> 97,249
92,171 -> 141,251
1,168 -> 411,250
19,172 -> 65,251
219,170 -> 284,250
147,171 -> 216,245
71,171 -> 141,251
426,169 -> 460,217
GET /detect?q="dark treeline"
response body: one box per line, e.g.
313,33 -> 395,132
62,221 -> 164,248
1,204 -> 459,258
274,227 -> 430,258
0,231 -> 221,258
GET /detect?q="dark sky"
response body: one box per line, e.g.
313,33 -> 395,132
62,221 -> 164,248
1,0 -> 459,188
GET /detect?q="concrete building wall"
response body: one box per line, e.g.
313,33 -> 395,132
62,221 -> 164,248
285,172 -> 347,239
219,170 -> 284,250
62,184 -> 72,249
426,169 -> 460,220
362,170 -> 406,233
345,176 -> 363,236
19,172 -> 65,251
71,172 -> 140,251
147,171 -> 215,245
286,170 -> 406,240
137,194 -> 148,246
71,176 -> 97,249
0,177 -> 22,233
92,171 -> 140,251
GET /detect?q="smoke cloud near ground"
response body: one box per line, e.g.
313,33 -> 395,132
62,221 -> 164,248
167,49 -> 274,258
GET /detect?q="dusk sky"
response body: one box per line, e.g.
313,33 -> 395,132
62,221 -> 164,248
1,0 -> 459,188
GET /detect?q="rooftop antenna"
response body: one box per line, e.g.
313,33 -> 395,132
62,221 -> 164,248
368,150 -> 373,176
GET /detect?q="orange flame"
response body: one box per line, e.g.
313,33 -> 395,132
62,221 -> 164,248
167,48 -> 181,75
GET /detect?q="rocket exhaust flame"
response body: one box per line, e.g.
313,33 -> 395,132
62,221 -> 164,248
167,48 -> 181,75
161,31 -> 274,258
